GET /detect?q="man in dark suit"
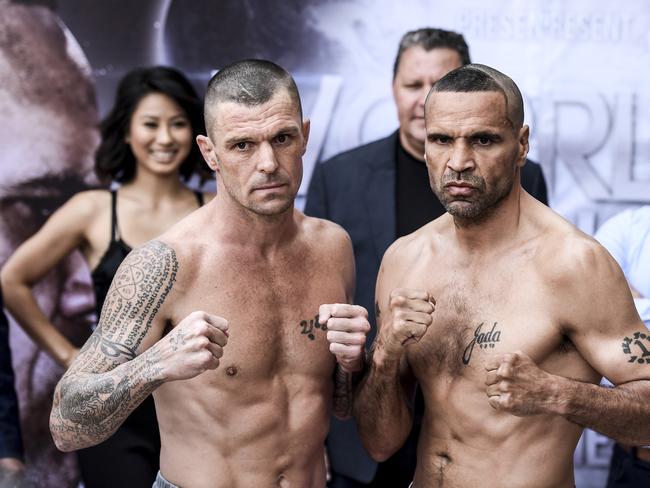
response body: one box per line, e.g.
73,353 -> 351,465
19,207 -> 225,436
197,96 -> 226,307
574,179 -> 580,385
305,27 -> 548,488
0,286 -> 25,488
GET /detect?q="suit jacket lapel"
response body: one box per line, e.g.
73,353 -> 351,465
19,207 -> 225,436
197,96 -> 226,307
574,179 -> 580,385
363,133 -> 398,261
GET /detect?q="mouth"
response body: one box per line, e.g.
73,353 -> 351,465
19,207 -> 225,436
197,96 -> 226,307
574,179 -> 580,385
444,181 -> 477,196
149,149 -> 179,163
253,183 -> 287,191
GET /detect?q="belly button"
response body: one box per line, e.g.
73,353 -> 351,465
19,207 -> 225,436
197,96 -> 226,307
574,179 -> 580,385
225,365 -> 238,376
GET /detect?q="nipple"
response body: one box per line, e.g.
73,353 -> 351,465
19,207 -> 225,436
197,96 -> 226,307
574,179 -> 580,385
225,365 -> 238,376
277,474 -> 289,487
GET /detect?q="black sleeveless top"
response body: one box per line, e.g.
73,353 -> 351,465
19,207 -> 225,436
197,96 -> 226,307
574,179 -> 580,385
91,189 -> 204,319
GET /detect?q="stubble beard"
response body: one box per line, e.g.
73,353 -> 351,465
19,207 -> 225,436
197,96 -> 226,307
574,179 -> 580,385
432,170 -> 515,225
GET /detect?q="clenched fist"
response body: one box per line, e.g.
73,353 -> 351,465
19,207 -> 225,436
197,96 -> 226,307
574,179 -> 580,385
485,351 -> 556,416
377,288 -> 435,359
319,304 -> 370,373
152,311 -> 229,382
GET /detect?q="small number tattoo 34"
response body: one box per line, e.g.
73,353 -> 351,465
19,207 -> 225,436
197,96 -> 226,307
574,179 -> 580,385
299,315 -> 325,341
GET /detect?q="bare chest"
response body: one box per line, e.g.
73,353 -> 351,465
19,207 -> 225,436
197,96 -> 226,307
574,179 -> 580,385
401,263 -> 578,383
170,256 -> 346,382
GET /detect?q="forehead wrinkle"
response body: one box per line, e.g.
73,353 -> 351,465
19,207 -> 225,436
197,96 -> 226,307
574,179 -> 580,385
214,99 -> 301,144
426,91 -> 512,133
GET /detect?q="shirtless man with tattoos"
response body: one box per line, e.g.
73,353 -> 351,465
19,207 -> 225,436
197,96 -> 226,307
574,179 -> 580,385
354,64 -> 650,488
50,59 -> 370,488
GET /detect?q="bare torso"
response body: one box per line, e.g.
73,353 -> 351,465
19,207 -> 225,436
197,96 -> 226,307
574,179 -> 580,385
391,198 -> 598,488
153,209 -> 349,488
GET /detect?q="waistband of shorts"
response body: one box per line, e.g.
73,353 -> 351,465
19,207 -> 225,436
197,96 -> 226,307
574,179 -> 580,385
153,471 -> 181,488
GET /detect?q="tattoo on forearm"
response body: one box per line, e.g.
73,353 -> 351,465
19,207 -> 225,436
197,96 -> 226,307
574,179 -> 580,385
462,322 -> 502,365
622,331 -> 650,364
51,241 -> 177,448
299,314 -> 325,341
333,364 -> 353,417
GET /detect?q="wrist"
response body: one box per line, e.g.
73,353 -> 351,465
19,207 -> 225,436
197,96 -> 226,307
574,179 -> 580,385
543,373 -> 576,417
338,356 -> 364,374
371,341 -> 402,372
60,347 -> 78,369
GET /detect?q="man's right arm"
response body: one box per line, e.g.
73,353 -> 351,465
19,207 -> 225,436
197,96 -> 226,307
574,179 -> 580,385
353,246 -> 434,461
50,240 -> 228,451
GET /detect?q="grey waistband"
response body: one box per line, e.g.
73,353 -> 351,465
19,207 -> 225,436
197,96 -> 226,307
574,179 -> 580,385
152,471 -> 181,488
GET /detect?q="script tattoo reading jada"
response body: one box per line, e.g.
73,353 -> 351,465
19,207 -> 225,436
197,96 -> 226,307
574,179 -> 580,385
462,322 -> 502,365
50,241 -> 178,450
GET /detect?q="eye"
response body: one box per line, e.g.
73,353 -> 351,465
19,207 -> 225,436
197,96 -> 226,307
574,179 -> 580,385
172,120 -> 189,129
430,135 -> 451,145
475,136 -> 493,146
235,141 -> 249,150
275,134 -> 289,144
143,122 -> 158,129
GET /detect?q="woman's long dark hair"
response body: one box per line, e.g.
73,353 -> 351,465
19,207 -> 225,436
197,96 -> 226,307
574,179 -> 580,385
95,66 -> 207,183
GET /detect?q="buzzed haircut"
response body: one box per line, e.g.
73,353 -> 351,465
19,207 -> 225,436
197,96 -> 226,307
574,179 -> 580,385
393,27 -> 471,79
204,59 -> 302,135
428,63 -> 525,129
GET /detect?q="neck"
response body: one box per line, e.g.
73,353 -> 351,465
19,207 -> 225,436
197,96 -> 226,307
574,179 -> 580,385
451,184 -> 524,252
213,191 -> 298,255
123,169 -> 187,204
398,130 -> 425,162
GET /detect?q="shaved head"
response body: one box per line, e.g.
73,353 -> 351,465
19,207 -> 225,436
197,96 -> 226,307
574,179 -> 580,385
204,59 -> 302,137
427,63 -> 524,129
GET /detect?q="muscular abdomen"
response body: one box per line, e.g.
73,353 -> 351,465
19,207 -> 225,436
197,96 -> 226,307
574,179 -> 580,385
413,378 -> 580,488
155,372 -> 330,488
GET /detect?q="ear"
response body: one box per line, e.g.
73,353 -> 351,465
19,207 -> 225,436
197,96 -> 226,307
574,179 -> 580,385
196,135 -> 219,172
516,125 -> 530,168
301,118 -> 311,155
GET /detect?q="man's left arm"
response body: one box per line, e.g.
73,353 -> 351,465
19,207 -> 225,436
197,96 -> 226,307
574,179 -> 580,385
320,231 -> 369,419
486,240 -> 650,445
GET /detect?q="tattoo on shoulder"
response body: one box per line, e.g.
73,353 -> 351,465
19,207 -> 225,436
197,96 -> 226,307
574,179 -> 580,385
299,314 -> 325,341
622,331 -> 650,364
82,241 -> 179,368
462,321 -> 502,365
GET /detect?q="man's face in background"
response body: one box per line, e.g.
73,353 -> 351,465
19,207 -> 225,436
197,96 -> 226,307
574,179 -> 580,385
393,46 -> 463,160
0,3 -> 99,486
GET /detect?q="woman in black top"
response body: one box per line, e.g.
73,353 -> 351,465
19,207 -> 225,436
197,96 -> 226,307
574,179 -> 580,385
1,66 -> 213,487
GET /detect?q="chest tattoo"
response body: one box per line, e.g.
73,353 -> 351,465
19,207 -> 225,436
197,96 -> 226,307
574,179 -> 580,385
298,314 -> 325,341
462,322 -> 502,365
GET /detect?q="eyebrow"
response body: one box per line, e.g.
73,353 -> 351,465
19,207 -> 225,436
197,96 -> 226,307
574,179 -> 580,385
137,113 -> 188,120
470,131 -> 502,140
427,130 -> 503,141
223,125 -> 300,147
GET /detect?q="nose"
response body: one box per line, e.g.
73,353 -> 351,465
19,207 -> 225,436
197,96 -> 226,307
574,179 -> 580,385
447,141 -> 475,174
256,142 -> 279,174
156,124 -> 173,145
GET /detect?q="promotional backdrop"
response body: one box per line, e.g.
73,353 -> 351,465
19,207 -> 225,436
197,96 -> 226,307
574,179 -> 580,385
3,0 -> 649,486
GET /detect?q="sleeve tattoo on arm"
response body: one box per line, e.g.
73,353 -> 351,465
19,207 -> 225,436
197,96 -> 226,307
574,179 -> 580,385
51,241 -> 178,447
